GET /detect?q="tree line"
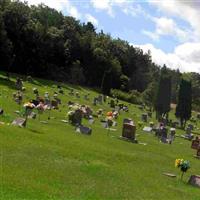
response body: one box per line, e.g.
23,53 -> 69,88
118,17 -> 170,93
0,0 -> 200,114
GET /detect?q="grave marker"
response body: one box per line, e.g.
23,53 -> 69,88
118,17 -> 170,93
12,118 -> 26,127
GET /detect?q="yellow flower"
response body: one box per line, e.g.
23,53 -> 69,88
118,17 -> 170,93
175,159 -> 183,167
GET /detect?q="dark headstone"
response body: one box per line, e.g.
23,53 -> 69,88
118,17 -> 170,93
79,125 -> 92,135
188,175 -> 200,188
141,113 -> 148,122
160,127 -> 168,143
122,123 -> 136,140
191,137 -> 200,150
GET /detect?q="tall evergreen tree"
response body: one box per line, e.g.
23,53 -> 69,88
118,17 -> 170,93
154,66 -> 172,120
175,79 -> 192,128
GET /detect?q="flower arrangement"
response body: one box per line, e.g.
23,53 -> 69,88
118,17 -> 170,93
24,102 -> 35,109
175,158 -> 190,180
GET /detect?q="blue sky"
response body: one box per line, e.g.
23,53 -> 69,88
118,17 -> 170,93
24,0 -> 200,73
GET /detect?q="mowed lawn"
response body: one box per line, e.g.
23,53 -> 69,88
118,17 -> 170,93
0,72 -> 200,200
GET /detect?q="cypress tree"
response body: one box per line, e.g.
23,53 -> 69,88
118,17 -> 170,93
155,66 -> 171,120
175,79 -> 192,128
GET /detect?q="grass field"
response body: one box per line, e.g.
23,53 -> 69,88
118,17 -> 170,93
0,72 -> 200,200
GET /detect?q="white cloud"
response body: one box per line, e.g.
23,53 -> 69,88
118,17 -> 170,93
143,16 -> 191,42
23,0 -> 81,19
85,14 -> 99,26
148,0 -> 200,41
90,0 -> 144,17
133,42 -> 200,73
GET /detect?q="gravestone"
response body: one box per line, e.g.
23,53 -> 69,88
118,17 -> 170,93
101,120 -> 108,128
0,108 -> 3,115
16,78 -> 23,90
160,127 -> 168,143
122,123 -> 136,140
141,113 -> 148,122
12,118 -> 26,127
187,123 -> 194,131
185,127 -> 193,140
122,119 -> 136,141
79,125 -> 92,135
188,175 -> 200,188
149,122 -> 154,128
143,126 -> 152,132
197,113 -> 200,119
172,121 -> 179,128
26,76 -> 33,83
98,95 -> 103,105
28,112 -> 37,119
93,97 -> 98,106
191,137 -> 200,150
69,89 -> 74,95
51,100 -> 58,109
168,128 -> 176,144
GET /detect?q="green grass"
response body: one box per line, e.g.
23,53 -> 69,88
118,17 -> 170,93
0,72 -> 200,200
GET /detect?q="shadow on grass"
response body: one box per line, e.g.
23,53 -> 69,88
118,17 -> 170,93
29,128 -> 44,135
0,77 -> 16,90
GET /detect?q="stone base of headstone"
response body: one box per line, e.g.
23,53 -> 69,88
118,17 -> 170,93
188,175 -> 200,188
162,173 -> 176,178
76,125 -> 92,135
119,136 -> 138,143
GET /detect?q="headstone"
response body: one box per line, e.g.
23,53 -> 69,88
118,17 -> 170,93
143,126 -> 152,132
141,113 -> 148,122
187,123 -> 194,131
160,127 -> 168,143
93,97 -> 98,106
188,175 -> 200,188
12,118 -> 26,127
51,100 -> 58,109
122,123 -> 136,140
26,76 -> 33,83
73,109 -> 82,125
78,125 -> 92,135
69,89 -> 74,95
28,112 -> 37,119
191,137 -> 200,150
172,121 -> 179,128
149,122 -> 154,128
168,128 -> 176,144
98,95 -> 103,105
16,78 -> 23,90
101,120 -> 108,128
197,113 -> 200,119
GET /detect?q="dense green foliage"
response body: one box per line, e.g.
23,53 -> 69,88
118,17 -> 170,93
176,79 -> 192,127
155,66 -> 172,120
0,0 -> 178,95
110,89 -> 142,105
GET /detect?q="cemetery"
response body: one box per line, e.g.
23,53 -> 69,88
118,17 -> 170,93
0,72 -> 200,200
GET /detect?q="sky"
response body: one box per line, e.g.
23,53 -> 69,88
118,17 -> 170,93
22,0 -> 200,73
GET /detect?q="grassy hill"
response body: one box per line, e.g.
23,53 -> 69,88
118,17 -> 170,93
0,72 -> 200,200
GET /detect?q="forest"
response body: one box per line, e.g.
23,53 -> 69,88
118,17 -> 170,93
0,0 -> 200,110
